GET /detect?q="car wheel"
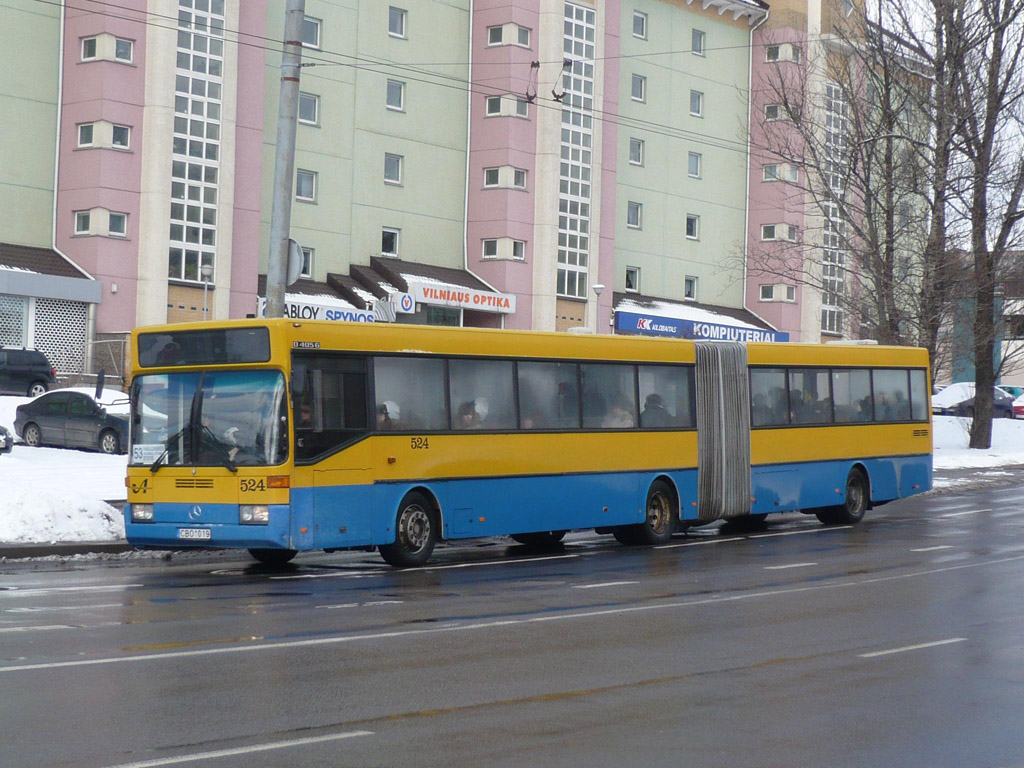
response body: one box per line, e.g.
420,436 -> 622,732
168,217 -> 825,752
23,423 -> 41,447
99,429 -> 120,455
27,381 -> 47,398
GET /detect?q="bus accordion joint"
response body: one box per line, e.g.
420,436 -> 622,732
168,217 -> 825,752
267,475 -> 290,488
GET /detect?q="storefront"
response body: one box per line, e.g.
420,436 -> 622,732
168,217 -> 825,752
614,294 -> 789,343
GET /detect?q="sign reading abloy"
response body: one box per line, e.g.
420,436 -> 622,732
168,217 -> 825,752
407,280 -> 516,314
257,297 -> 375,323
616,311 -> 789,342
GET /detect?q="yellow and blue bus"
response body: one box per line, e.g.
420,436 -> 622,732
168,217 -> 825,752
124,319 -> 932,566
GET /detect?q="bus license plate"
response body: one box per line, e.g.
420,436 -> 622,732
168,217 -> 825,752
178,528 -> 211,540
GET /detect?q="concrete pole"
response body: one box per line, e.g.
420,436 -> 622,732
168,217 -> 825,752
265,0 -> 306,318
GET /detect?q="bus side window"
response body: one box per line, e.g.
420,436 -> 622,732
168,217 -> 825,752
638,365 -> 693,428
788,369 -> 831,424
293,355 -> 368,461
448,359 -> 516,430
374,356 -> 448,431
873,368 -> 911,422
518,361 -> 580,430
832,369 -> 872,423
750,368 -> 788,426
581,364 -> 637,429
909,369 -> 928,421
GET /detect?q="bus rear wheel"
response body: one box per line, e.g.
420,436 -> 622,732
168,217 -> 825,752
816,468 -> 868,525
379,492 -> 438,567
248,548 -> 297,566
510,530 -> 566,548
614,480 -> 677,546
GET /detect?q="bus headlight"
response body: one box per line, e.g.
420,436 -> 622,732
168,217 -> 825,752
239,505 -> 270,524
132,504 -> 154,522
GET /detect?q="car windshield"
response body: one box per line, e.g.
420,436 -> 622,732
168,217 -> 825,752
130,370 -> 288,467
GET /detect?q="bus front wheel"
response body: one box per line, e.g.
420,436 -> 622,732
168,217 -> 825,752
248,548 -> 297,566
379,492 -> 438,567
614,480 -> 678,546
816,468 -> 868,525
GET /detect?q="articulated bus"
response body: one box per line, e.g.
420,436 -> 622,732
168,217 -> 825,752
124,319 -> 932,566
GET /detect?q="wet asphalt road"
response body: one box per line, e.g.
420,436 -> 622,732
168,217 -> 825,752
3,483 -> 1024,768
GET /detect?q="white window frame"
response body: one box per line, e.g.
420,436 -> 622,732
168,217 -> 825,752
512,239 -> 526,260
296,169 -> 318,202
384,153 -> 403,185
631,74 -> 646,103
760,284 -> 774,301
108,212 -> 127,237
300,246 -> 314,277
482,238 -> 498,258
112,124 -> 131,149
786,285 -> 796,301
298,92 -> 320,125
487,25 -> 503,45
114,38 -> 133,63
484,167 -> 500,188
685,214 -> 700,240
633,11 -> 647,40
787,224 -> 799,242
629,137 -> 644,166
684,275 -> 698,300
81,37 -> 97,61
765,44 -> 780,62
763,164 -> 779,181
692,29 -> 705,56
761,224 -> 777,240
765,104 -> 781,121
381,227 -> 400,257
388,6 -> 407,39
74,211 -> 91,235
688,152 -> 702,178
515,97 -> 528,117
77,123 -> 94,148
301,16 -> 322,49
513,168 -> 527,189
386,79 -> 405,111
627,201 -> 642,229
690,90 -> 704,117
486,96 -> 502,116
625,266 -> 640,293
517,26 -> 530,48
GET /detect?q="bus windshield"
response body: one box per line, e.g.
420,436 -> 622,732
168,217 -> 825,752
130,370 -> 288,467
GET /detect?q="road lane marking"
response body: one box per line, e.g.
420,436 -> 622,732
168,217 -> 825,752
573,581 -> 639,589
101,730 -> 374,768
5,554 -> 1022,674
858,638 -> 967,658
749,526 -> 853,539
272,553 -> 584,580
4,603 -> 123,613
911,545 -> 954,552
0,584 -> 142,598
764,563 -> 818,570
941,509 -> 991,518
654,537 -> 744,550
0,625 -> 74,634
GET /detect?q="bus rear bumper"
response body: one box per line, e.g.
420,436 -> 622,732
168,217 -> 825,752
124,503 -> 292,550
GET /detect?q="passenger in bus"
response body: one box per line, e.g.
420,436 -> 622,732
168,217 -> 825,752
640,393 -> 672,428
602,396 -> 634,428
856,396 -> 872,421
377,400 -> 400,431
751,392 -> 769,425
456,400 -> 483,429
297,403 -> 313,430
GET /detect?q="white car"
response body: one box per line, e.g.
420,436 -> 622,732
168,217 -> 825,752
932,382 -> 1015,418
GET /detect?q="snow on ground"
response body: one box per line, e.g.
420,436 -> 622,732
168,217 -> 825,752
1,393 -> 1023,544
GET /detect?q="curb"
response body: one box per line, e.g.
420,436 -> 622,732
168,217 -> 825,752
0,541 -> 133,560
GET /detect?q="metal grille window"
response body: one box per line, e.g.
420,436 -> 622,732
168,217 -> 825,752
34,299 -> 88,374
169,0 -> 224,285
557,3 -> 596,299
0,295 -> 28,347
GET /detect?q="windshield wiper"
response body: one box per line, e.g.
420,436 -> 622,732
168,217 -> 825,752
149,425 -> 190,473
200,424 -> 238,473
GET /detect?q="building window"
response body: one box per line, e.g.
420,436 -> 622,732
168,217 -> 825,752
108,212 -> 127,236
486,96 -> 502,115
625,266 -> 640,293
74,211 -> 90,234
688,152 -> 701,178
298,92 -> 319,124
301,16 -> 321,48
627,201 -> 642,229
843,0 -> 854,15
112,125 -> 130,148
786,285 -> 796,301
488,25 -> 503,45
513,168 -> 527,189
690,90 -> 704,117
81,37 -> 97,60
629,137 -> 644,165
684,276 -> 698,300
296,169 -> 317,201
761,224 -> 777,240
685,214 -> 700,240
766,44 -> 780,62
114,38 -> 133,62
386,79 -> 405,110
692,29 -> 705,56
482,239 -> 498,258
515,97 -> 528,117
512,240 -> 526,260
384,153 -> 403,184
787,224 -> 799,241
763,164 -> 779,180
300,246 -> 314,277
633,11 -> 647,39
765,104 -> 782,121
760,285 -> 774,300
631,74 -> 646,102
382,228 -> 400,256
518,26 -> 531,47
389,7 -> 407,38
77,123 -> 94,148
484,168 -> 500,187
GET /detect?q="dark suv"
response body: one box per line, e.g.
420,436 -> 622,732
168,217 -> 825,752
0,349 -> 56,397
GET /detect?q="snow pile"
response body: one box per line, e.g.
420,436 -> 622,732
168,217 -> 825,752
932,415 -> 1024,469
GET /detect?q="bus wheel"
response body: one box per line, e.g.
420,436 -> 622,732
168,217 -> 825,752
379,492 -> 437,567
816,469 -> 868,525
615,480 -> 677,546
248,548 -> 297,566
511,531 -> 566,548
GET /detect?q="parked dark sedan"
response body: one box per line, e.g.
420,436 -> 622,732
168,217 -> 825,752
931,382 -> 1016,418
14,389 -> 128,454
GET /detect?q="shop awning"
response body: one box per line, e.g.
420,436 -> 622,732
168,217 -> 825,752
614,293 -> 788,343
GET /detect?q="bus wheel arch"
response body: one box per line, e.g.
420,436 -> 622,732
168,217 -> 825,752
614,477 -> 678,546
378,489 -> 440,567
816,465 -> 870,525
650,475 -> 681,525
850,462 -> 873,509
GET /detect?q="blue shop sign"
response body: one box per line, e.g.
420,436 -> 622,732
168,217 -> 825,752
616,311 -> 789,343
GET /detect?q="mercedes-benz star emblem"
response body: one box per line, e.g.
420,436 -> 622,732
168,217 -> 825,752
189,505 -> 202,521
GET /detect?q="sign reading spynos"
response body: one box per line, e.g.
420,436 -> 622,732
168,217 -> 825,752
406,281 -> 516,314
257,297 -> 375,323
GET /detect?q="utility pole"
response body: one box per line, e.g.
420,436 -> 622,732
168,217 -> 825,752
265,0 -> 306,318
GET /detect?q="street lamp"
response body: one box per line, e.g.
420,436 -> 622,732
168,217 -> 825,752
592,283 -> 605,334
201,263 -> 214,320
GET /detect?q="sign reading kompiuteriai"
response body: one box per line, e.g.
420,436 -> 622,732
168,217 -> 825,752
615,311 -> 789,342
